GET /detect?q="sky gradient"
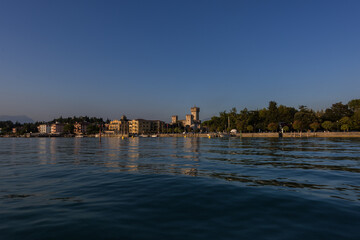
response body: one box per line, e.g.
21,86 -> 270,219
1,0 -> 360,122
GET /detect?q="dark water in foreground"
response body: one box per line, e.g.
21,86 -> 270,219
0,137 -> 360,239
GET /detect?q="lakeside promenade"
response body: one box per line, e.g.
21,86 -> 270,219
92,132 -> 360,138
2,132 -> 360,138
162,132 -> 360,138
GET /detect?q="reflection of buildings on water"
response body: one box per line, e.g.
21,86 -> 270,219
184,137 -> 201,161
101,137 -> 141,172
73,138 -> 82,165
37,138 -> 49,164
49,138 -> 57,164
126,137 -> 140,171
128,138 -> 140,160
97,137 -> 200,177
181,168 -> 198,176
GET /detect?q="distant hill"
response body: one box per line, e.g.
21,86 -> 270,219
0,115 -> 34,123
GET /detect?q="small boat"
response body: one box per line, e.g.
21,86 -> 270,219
218,133 -> 230,138
139,134 -> 149,138
151,134 -> 158,138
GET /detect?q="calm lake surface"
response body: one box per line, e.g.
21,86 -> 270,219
1,137 -> 360,239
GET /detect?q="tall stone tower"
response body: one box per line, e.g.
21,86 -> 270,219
191,106 -> 200,121
185,114 -> 193,126
171,115 -> 178,124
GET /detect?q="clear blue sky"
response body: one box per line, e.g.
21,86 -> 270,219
1,0 -> 359,122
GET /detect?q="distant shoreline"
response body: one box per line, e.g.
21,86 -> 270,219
2,132 -> 360,138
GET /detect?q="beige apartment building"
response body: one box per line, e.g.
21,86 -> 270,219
74,122 -> 89,135
108,116 -> 129,134
128,119 -> 164,134
38,124 -> 51,134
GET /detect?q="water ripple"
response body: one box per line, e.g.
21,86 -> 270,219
1,137 -> 360,239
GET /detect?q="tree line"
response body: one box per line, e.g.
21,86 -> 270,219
0,116 -> 108,135
202,99 -> 360,133
1,100 -> 360,135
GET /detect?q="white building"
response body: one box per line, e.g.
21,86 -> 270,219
38,124 -> 51,134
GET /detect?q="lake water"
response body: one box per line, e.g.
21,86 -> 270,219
1,137 -> 360,239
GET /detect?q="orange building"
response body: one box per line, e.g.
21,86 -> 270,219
51,122 -> 64,134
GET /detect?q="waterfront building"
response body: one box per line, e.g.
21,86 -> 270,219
51,122 -> 64,134
171,115 -> 178,124
129,119 -> 164,135
12,128 -> 17,134
185,114 -> 193,126
191,107 -> 200,121
108,120 -> 121,132
74,122 -> 89,135
108,115 -> 129,134
172,106 -> 201,129
38,124 -> 51,134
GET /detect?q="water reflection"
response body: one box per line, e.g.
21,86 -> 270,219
1,137 -> 360,202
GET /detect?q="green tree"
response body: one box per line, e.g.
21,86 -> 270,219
321,121 -> 333,131
0,121 -> 14,134
267,122 -> 278,132
236,119 -> 246,132
246,125 -> 254,132
278,105 -> 297,124
209,125 -> 217,132
348,99 -> 360,112
351,111 -> 360,130
292,120 -> 302,132
339,116 -> 353,130
294,106 -> 317,131
309,122 -> 320,132
339,116 -> 351,125
64,124 -> 74,134
322,102 -> 353,122
86,124 -> 100,134
341,124 -> 349,132
283,126 -> 289,132
266,101 -> 279,124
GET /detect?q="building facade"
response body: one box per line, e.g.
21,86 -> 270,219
74,122 -> 89,135
129,119 -> 164,135
191,107 -> 200,121
51,122 -> 64,134
38,124 -> 51,134
108,116 -> 129,134
185,114 -> 193,126
172,106 -> 201,129
171,115 -> 178,124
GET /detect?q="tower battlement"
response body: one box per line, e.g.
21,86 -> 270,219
190,107 -> 200,121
